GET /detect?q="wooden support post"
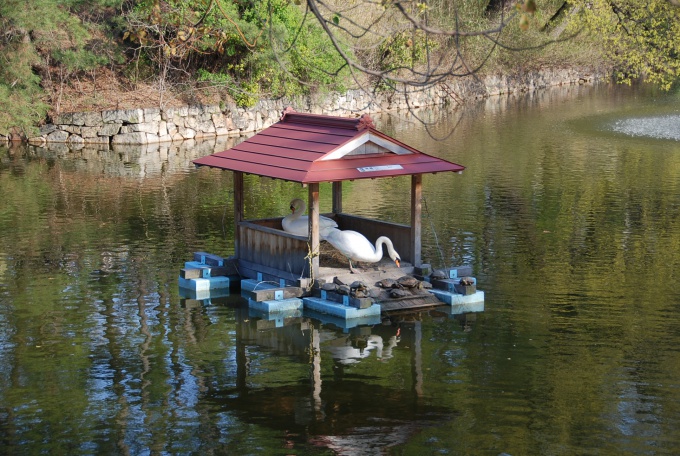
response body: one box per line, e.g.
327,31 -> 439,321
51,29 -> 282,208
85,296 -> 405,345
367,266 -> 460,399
411,174 -> 422,267
332,181 -> 343,215
308,183 -> 320,279
233,171 -> 244,258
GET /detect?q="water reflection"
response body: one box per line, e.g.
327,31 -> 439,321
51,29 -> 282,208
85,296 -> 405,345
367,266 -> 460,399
4,134 -> 249,178
207,306 -> 463,454
2,82 -> 680,455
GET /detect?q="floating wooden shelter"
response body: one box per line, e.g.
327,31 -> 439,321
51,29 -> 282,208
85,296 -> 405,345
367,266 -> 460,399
192,107 -> 466,289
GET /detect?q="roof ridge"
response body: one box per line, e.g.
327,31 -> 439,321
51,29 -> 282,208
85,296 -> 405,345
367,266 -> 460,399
281,107 -> 374,131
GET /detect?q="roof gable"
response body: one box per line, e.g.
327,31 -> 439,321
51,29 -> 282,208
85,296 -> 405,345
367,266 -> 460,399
320,131 -> 414,160
193,108 -> 465,182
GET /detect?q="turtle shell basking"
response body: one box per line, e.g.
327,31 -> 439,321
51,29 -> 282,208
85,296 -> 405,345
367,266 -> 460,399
351,288 -> 369,298
336,285 -> 351,295
376,278 -> 399,289
397,276 -> 420,288
321,282 -> 338,292
350,280 -> 368,291
368,287 -> 383,299
430,269 -> 448,280
389,288 -> 411,298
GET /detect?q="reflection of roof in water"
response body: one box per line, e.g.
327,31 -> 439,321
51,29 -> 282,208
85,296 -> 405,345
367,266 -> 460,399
611,115 -> 680,141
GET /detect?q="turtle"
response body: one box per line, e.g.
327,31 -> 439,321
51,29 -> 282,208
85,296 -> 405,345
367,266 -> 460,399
459,277 -> 475,286
350,280 -> 369,292
368,287 -> 383,299
430,269 -> 448,281
336,284 -> 351,295
389,288 -> 411,298
376,278 -> 399,289
321,282 -> 338,292
351,288 -> 369,299
397,275 -> 420,288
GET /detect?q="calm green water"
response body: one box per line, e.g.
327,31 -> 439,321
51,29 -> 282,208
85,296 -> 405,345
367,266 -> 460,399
1,83 -> 679,455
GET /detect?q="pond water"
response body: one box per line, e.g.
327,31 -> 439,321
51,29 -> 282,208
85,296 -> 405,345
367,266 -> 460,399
1,82 -> 679,455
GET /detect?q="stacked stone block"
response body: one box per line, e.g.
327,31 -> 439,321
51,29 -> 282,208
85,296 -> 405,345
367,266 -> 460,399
0,68 -> 603,146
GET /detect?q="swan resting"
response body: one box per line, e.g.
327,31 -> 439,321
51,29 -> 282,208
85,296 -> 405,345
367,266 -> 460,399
282,198 -> 338,240
324,227 -> 401,273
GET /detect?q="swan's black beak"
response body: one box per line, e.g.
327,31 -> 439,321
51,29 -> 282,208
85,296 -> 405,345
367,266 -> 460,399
289,205 -> 295,213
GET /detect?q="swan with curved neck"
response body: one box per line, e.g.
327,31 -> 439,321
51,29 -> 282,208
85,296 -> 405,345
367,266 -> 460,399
282,198 -> 338,240
324,228 -> 401,273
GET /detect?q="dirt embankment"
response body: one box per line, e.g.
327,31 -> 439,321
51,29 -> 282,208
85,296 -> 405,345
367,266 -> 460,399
47,67 -> 227,120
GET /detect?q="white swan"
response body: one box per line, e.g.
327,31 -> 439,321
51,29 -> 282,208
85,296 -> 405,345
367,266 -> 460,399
324,228 -> 401,273
282,198 -> 338,239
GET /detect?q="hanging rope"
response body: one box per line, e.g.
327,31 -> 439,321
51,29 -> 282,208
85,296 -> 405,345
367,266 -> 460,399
422,196 -> 446,269
303,240 -> 319,292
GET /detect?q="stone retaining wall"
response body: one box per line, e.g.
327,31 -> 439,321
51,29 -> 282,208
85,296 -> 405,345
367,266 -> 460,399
1,67 -> 605,145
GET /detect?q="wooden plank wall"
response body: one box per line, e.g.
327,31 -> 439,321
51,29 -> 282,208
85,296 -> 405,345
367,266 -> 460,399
236,215 -> 411,282
335,214 -> 412,264
239,219 -> 310,280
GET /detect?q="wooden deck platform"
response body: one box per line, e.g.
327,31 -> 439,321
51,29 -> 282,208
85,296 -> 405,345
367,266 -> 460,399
315,246 -> 443,312
181,249 -> 483,316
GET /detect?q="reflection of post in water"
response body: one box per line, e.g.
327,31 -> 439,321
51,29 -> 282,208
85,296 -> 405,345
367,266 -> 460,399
413,320 -> 423,397
310,324 -> 324,421
235,306 -> 249,391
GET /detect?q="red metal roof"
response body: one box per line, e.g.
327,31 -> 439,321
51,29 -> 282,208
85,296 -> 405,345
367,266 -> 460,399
193,108 -> 465,183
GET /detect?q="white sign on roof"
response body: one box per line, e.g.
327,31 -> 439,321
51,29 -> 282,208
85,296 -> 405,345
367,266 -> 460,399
357,165 -> 404,172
